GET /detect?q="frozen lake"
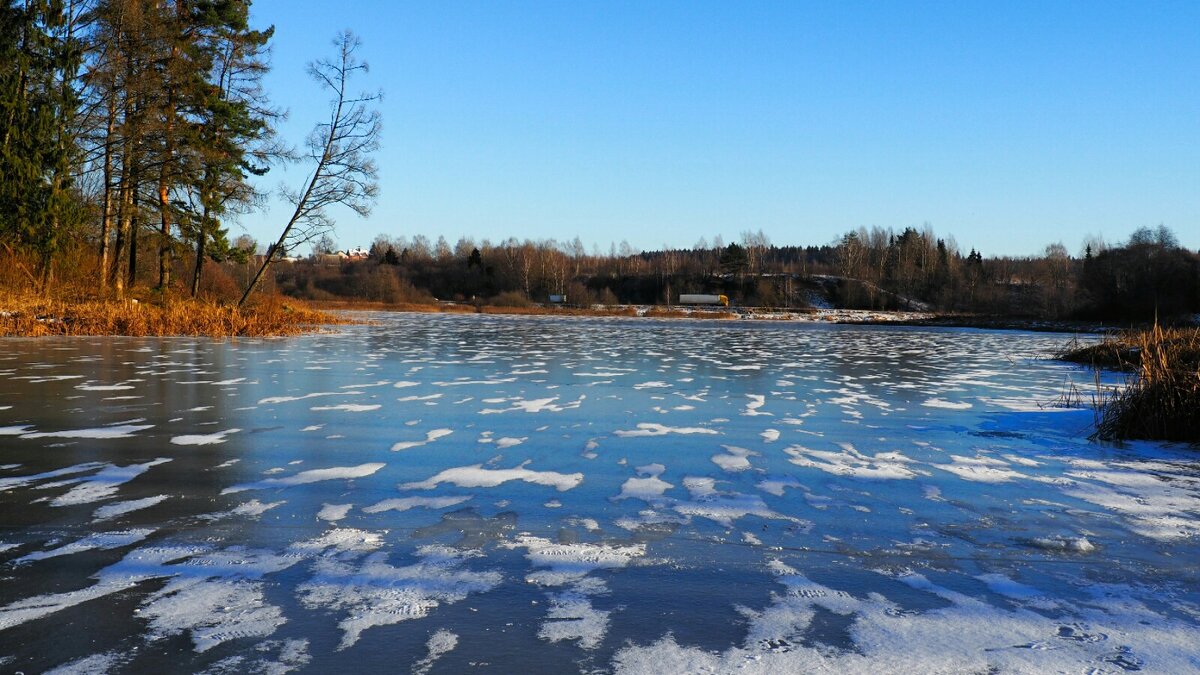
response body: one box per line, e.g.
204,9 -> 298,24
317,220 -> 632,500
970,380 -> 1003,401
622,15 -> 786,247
1,313 -> 1198,674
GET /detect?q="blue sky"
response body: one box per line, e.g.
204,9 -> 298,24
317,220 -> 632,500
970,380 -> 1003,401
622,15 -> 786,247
242,0 -> 1199,257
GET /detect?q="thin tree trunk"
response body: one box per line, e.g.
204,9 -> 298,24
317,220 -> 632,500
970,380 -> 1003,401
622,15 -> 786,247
112,156 -> 132,296
157,49 -> 178,290
238,160 -> 326,306
157,177 -> 171,289
128,165 -> 139,287
191,202 -> 208,297
99,101 -> 116,290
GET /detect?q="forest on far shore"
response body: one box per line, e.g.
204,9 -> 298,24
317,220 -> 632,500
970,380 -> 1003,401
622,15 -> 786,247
264,223 -> 1199,323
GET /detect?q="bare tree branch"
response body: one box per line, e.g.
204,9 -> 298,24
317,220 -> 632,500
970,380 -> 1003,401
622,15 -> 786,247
239,31 -> 380,306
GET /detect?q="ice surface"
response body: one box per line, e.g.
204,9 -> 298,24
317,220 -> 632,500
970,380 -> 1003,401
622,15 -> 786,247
1061,465 -> 1200,540
140,547 -> 300,652
298,544 -> 501,650
44,652 -> 123,675
0,461 -> 107,492
612,564 -> 1200,674
1,315 -> 1193,672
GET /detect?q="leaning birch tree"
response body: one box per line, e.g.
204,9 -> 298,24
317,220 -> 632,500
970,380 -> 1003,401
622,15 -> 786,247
238,30 -> 379,306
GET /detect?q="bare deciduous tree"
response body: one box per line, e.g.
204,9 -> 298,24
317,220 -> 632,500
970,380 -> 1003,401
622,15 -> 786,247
239,30 -> 379,306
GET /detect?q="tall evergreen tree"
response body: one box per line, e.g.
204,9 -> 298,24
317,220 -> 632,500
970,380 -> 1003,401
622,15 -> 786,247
186,0 -> 276,296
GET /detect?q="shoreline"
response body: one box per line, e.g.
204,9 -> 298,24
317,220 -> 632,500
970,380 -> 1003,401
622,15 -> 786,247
0,295 -> 1147,338
311,300 -> 1117,334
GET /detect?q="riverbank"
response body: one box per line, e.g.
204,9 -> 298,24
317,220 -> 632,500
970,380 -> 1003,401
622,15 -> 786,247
0,295 -> 342,337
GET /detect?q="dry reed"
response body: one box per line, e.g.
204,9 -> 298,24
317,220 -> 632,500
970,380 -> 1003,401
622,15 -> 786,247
1062,327 -> 1200,441
0,294 -> 343,337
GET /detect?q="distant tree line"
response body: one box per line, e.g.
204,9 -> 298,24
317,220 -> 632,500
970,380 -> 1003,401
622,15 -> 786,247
275,225 -> 1200,322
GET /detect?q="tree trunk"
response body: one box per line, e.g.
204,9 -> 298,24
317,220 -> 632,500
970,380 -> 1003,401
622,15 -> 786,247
112,160 -> 131,296
157,177 -> 171,290
99,100 -> 116,290
191,203 -> 208,297
127,168 -> 139,288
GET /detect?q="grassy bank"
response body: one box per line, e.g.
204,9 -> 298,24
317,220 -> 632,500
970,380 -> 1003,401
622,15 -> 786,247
1060,327 -> 1200,441
0,295 -> 342,337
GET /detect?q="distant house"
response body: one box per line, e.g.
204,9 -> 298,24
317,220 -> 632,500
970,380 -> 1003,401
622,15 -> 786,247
347,246 -> 369,259
317,252 -> 348,265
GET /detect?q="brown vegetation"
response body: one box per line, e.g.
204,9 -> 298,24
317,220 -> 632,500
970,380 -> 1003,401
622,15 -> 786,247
0,294 -> 341,337
0,293 -> 341,338
1061,327 -> 1200,441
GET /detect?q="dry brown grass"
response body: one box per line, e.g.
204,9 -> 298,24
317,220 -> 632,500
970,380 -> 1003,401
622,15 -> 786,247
0,294 -> 344,337
1062,326 -> 1200,441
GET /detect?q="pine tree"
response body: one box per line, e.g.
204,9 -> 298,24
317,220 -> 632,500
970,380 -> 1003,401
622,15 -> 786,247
186,0 -> 277,296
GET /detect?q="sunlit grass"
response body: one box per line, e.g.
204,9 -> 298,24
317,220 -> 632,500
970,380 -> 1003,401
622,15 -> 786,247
0,294 -> 344,337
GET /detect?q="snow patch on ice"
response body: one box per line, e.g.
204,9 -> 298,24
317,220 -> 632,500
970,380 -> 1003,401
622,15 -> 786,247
15,529 -> 153,564
391,428 -> 453,451
297,545 -> 501,650
480,395 -> 585,414
413,629 -> 459,675
317,503 -> 353,522
402,461 -> 583,492
44,652 -> 124,675
92,496 -> 170,522
712,445 -> 757,472
257,392 -> 357,405
362,495 -> 472,514
614,423 -> 719,437
310,403 -> 381,412
785,443 -> 924,480
923,397 -> 973,410
51,458 -> 172,506
21,424 -> 154,439
171,428 -> 240,445
222,463 -> 385,494
743,394 -> 771,416
616,464 -> 673,502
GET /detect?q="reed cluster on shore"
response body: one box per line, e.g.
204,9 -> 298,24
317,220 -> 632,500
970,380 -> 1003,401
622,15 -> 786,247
1061,326 -> 1200,442
0,294 -> 341,337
